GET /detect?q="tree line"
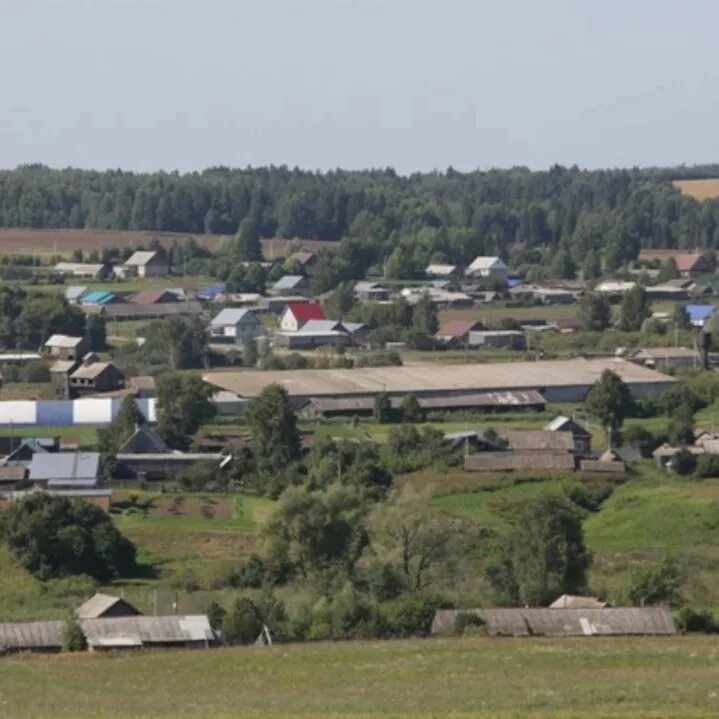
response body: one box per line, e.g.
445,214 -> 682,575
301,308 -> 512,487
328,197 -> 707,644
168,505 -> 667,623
4,164 -> 719,281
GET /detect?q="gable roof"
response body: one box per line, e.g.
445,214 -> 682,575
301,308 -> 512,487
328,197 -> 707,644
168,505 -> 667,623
70,361 -> 120,381
124,250 -> 163,266
117,425 -> 167,454
209,308 -> 257,327
29,452 -> 100,485
283,302 -> 326,323
273,275 -> 308,290
288,251 -> 315,265
426,264 -> 459,276
354,280 -> 386,293
76,593 -> 141,619
129,290 -> 174,305
685,304 -> 715,321
544,415 -> 590,436
65,285 -> 89,301
298,319 -> 344,334
468,256 -> 507,272
435,320 -> 484,338
45,335 -> 84,349
80,290 -> 115,305
504,429 -> 575,452
674,253 -> 704,272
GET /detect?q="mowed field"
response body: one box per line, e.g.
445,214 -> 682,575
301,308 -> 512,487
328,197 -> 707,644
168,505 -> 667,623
2,635 -> 718,719
673,178 -> 719,200
0,228 -> 333,258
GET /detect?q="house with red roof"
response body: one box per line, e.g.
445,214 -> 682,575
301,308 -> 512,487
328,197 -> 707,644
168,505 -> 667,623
435,320 -> 485,345
129,290 -> 177,305
674,253 -> 714,278
280,302 -> 327,332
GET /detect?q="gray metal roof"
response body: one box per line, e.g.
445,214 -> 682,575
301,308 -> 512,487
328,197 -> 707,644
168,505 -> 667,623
76,593 -> 140,619
0,620 -> 64,651
272,275 -> 306,290
82,615 -> 213,647
123,250 -> 161,266
432,607 -> 675,636
29,452 -> 100,485
209,308 -> 255,327
505,430 -> 575,452
465,452 -> 576,472
299,319 -> 344,334
45,334 -> 84,348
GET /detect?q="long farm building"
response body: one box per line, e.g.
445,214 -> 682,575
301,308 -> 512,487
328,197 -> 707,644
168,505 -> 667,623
203,358 -> 675,407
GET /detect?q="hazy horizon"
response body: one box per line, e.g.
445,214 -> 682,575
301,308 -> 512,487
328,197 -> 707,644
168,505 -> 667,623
2,0 -> 718,174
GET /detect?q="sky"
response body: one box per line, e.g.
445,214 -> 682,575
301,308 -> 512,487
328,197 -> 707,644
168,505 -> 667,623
1,0 -> 718,174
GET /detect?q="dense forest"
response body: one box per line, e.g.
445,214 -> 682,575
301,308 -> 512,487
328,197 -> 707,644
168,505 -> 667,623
3,164 -> 719,281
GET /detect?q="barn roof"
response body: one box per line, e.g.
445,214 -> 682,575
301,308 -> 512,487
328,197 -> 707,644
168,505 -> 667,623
81,615 -> 213,647
549,594 -> 608,609
504,430 -> 574,452
465,452 -> 576,472
0,620 -> 64,651
45,335 -> 84,349
76,593 -> 141,619
431,607 -> 675,636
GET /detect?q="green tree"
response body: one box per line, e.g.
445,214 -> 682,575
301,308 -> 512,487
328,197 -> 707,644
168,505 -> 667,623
232,219 -> 263,262
411,294 -> 439,335
0,494 -> 136,581
485,494 -> 590,605
155,372 -> 215,448
373,391 -> 392,423
367,489 -> 462,591
245,384 -> 301,470
582,250 -> 601,280
141,316 -> 208,370
97,394 -> 146,460
618,285 -> 651,331
86,314 -> 107,351
585,370 -> 634,446
62,615 -> 87,652
325,281 -> 356,319
672,304 -> 692,330
262,483 -> 369,576
400,393 -> 424,423
242,338 -> 259,368
628,556 -> 683,606
222,597 -> 263,644
549,249 -> 576,279
578,293 -> 612,332
658,258 -> 680,282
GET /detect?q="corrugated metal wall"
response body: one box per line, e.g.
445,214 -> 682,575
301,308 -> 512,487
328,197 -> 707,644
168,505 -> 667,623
0,399 -> 156,426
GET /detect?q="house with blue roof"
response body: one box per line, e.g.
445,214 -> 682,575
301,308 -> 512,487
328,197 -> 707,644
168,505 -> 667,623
197,283 -> 226,301
80,290 -> 116,306
685,304 -> 716,327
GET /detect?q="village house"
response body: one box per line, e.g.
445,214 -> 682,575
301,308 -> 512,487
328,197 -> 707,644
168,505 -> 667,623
208,308 -> 263,344
544,415 -> 592,456
53,262 -> 108,280
354,280 -> 391,302
630,347 -> 700,370
425,264 -> 462,279
270,274 -> 311,297
673,252 -> 714,278
465,256 -> 509,280
287,251 -> 318,277
280,302 -> 326,332
434,320 -> 485,345
44,335 -> 90,362
468,330 -> 526,350
68,359 -> 125,397
128,289 -> 178,305
77,593 -> 142,620
116,250 -> 169,278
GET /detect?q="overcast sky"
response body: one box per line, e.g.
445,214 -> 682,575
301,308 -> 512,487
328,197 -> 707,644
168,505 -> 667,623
1,0 -> 718,174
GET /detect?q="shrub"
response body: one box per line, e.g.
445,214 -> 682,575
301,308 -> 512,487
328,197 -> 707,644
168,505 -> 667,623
671,449 -> 697,476
206,601 -> 227,631
454,611 -> 487,636
367,561 -> 406,602
379,595 -> 442,637
695,454 -> 719,478
222,597 -> 263,645
230,554 -> 266,588
675,607 -> 719,634
62,616 -> 87,652
0,494 -> 136,581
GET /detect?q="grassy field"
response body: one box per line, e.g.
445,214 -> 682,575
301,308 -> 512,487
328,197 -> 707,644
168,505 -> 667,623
673,178 -> 719,200
0,228 -> 333,262
0,424 -> 99,447
2,635 -> 718,719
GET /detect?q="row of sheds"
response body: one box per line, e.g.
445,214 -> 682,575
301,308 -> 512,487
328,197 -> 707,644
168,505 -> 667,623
0,594 -> 213,654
